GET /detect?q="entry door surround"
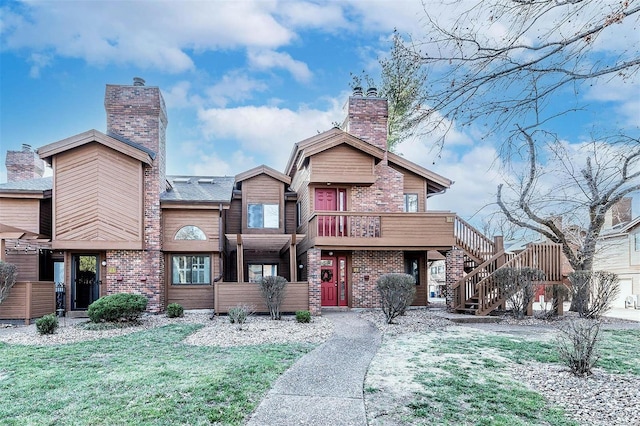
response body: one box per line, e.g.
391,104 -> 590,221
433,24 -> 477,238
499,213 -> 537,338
72,254 -> 100,310
320,254 -> 348,307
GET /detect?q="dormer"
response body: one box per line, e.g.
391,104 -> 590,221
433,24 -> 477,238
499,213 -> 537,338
234,165 -> 292,234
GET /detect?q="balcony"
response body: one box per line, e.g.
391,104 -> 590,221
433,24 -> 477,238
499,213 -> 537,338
307,211 -> 456,249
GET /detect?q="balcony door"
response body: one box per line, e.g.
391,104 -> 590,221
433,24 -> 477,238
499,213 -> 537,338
316,188 -> 346,237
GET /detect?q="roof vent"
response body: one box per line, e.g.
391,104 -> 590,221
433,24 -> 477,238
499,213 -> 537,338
133,77 -> 145,86
198,178 -> 215,184
352,87 -> 363,97
173,177 -> 190,183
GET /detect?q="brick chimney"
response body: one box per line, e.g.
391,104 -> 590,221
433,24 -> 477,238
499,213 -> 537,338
605,197 -> 633,228
5,144 -> 45,182
104,77 -> 168,192
344,87 -> 388,151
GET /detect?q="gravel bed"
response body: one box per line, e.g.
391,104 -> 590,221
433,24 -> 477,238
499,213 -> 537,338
0,312 -> 334,347
361,308 -> 640,426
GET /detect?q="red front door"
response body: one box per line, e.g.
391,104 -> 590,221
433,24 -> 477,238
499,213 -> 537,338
321,256 -> 348,307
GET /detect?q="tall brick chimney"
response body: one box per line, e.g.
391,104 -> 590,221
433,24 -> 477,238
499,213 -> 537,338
104,77 -> 168,192
344,87 -> 388,151
5,144 -> 45,182
605,197 -> 633,228
103,78 -> 167,313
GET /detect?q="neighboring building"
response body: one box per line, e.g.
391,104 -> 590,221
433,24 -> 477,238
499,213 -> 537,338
0,79 -> 563,322
594,200 -> 640,308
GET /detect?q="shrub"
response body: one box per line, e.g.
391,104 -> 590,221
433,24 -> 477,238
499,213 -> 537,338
556,318 -> 601,376
494,267 -> 545,319
88,293 -> 148,323
228,304 -> 253,330
259,276 -> 288,320
0,261 -> 17,304
376,273 -> 416,324
568,270 -> 620,319
295,310 -> 311,323
166,303 -> 184,318
36,313 -> 58,335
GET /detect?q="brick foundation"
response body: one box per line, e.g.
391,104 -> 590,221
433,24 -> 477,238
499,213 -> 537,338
445,248 -> 464,311
351,250 -> 404,308
307,248 -> 321,315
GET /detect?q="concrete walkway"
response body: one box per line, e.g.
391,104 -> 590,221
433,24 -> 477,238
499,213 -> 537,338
246,310 -> 381,426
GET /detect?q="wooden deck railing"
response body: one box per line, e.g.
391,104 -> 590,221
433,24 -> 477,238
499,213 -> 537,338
454,243 -> 563,316
454,216 -> 495,264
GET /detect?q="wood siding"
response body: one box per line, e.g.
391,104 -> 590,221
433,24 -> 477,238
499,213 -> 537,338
392,165 -> 427,212
225,199 -> 242,234
310,145 -> 375,184
0,198 -> 40,233
53,143 -> 143,249
214,282 -> 308,314
291,166 -> 311,235
241,174 -> 285,234
285,200 -> 297,234
4,252 -> 39,281
163,209 -> 220,252
167,285 -> 214,309
0,281 -> 55,323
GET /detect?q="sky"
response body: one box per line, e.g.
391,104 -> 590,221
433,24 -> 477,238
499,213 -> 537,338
1,0 -> 639,228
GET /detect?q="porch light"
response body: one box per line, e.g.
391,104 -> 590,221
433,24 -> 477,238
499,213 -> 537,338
101,260 -> 107,267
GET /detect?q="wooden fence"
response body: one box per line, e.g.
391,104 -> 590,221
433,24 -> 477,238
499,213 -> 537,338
214,282 -> 309,314
0,281 -> 56,324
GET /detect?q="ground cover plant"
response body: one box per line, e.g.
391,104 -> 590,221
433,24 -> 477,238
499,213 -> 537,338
0,324 -> 314,425
365,326 -> 640,425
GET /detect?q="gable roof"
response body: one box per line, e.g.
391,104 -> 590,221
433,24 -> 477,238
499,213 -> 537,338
37,129 -> 155,165
387,152 -> 453,193
599,216 -> 640,239
235,165 -> 291,185
285,127 -> 385,176
161,176 -> 235,204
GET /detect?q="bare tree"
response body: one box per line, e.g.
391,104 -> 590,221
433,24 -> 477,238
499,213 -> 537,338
497,130 -> 640,273
0,261 -> 17,304
400,0 -> 639,150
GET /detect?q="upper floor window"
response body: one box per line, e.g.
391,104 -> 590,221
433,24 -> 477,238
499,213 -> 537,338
404,194 -> 418,212
296,202 -> 302,227
175,225 -> 206,240
635,233 -> 640,252
248,203 -> 279,228
171,255 -> 210,285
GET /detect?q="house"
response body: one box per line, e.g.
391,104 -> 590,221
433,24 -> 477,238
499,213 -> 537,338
593,199 -> 640,308
0,79 -> 564,322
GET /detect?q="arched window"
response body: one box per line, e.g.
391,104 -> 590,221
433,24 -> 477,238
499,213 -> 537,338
174,225 -> 206,241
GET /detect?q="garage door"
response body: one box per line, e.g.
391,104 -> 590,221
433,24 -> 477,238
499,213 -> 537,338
615,279 -> 633,308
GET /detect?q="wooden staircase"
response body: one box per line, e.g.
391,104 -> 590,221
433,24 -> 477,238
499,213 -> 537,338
452,217 -> 563,316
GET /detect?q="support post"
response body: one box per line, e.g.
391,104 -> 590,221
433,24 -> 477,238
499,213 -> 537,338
236,235 -> 244,283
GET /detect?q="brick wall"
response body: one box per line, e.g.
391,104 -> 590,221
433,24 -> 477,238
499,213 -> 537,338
307,248 -> 321,315
351,250 -> 404,308
351,160 -> 404,213
103,80 -> 167,312
445,248 -> 464,311
344,93 -> 388,150
5,145 -> 45,182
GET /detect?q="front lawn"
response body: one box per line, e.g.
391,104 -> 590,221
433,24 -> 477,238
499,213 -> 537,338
0,324 -> 314,425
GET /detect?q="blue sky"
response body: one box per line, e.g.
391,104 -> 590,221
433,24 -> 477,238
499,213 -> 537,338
1,0 -> 638,225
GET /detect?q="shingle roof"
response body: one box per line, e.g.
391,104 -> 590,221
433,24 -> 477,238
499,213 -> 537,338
161,176 -> 234,203
0,177 -> 52,192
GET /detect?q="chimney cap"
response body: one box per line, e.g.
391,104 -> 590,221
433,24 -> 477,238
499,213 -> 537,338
133,77 -> 145,86
366,87 -> 378,97
21,143 -> 32,152
352,87 -> 363,97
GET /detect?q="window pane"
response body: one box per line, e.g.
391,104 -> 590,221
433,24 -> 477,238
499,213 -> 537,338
265,264 -> 278,277
175,225 -> 206,240
404,194 -> 418,212
172,255 -> 210,284
248,265 -> 263,282
248,204 -> 263,228
263,204 -> 279,228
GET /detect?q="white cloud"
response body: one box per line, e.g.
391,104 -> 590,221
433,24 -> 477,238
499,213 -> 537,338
197,99 -> 344,170
187,150 -> 256,177
206,71 -> 269,107
278,1 -> 351,31
247,49 -> 312,83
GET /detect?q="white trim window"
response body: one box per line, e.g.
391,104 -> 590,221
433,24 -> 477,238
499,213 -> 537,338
248,203 -> 279,228
172,255 -> 211,285
403,194 -> 419,212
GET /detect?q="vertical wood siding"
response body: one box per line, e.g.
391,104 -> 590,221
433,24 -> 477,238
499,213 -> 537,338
241,174 -> 285,234
54,143 -> 143,245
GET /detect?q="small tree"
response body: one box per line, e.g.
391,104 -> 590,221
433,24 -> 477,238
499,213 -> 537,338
376,273 -> 416,324
493,267 -> 545,319
568,271 -> 620,319
259,276 -> 288,320
0,261 -> 18,304
556,318 -> 601,377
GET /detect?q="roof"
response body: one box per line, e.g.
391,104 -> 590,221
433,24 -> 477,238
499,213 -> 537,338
387,152 -> 453,193
235,165 -> 291,185
0,177 -> 52,197
599,216 -> 640,239
161,176 -> 235,204
37,129 -> 155,165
